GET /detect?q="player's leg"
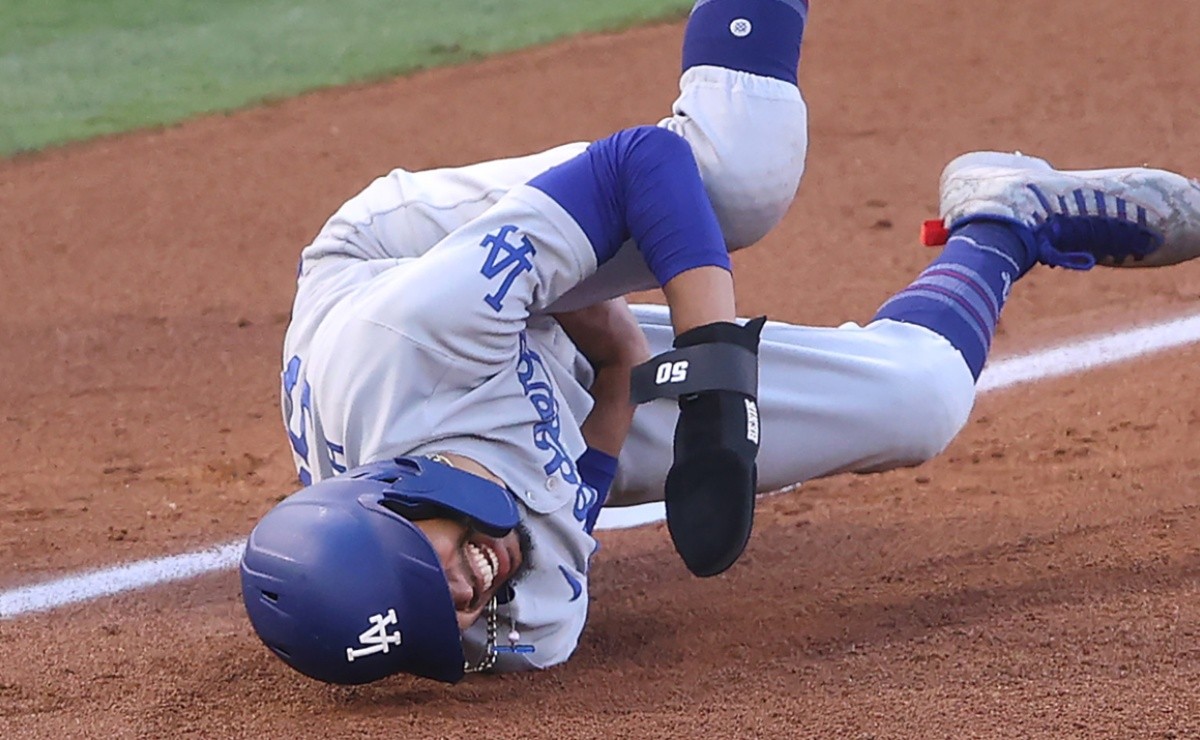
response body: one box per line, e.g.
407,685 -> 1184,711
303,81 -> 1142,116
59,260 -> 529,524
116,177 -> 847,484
666,0 -> 810,250
928,151 -> 1200,268
547,0 -> 810,313
609,153 -> 1200,505
878,151 -> 1200,378
609,306 -> 974,505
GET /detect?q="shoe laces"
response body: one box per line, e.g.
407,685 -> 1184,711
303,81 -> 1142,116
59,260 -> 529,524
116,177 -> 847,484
1034,212 -> 1162,270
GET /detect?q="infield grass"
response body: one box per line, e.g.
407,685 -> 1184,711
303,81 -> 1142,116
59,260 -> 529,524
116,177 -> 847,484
0,0 -> 692,156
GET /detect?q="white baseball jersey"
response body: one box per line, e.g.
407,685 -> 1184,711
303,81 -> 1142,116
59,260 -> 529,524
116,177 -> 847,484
287,182 -> 605,669
281,63 -> 979,672
283,64 -> 807,670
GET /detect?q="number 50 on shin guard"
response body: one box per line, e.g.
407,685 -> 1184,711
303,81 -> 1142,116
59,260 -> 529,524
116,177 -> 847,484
631,317 -> 766,577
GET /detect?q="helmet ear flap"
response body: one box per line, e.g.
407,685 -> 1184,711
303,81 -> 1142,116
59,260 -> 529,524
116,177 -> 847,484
377,495 -> 512,537
374,456 -> 521,537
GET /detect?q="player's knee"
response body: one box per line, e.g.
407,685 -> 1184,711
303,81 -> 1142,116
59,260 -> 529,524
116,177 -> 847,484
705,116 -> 808,248
667,71 -> 809,249
877,349 -> 975,466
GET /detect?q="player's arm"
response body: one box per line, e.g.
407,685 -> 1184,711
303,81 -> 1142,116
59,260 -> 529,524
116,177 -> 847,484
350,125 -> 742,385
530,125 -> 765,578
552,297 -> 652,457
545,0 -> 808,313
552,297 -> 650,534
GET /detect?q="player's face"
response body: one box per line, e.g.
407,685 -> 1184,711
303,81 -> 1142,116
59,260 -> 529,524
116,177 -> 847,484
414,517 -> 524,631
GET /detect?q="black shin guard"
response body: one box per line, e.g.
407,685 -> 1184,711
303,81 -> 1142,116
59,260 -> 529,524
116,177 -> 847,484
631,317 -> 766,576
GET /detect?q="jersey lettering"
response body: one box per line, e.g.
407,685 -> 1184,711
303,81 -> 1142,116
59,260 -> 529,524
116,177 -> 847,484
515,333 -> 599,525
282,354 -> 346,484
282,355 -> 314,486
479,225 -> 536,312
345,609 -> 403,662
327,440 -> 348,476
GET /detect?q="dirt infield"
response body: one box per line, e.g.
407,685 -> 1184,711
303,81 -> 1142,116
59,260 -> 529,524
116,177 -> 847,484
3,1 -> 1200,737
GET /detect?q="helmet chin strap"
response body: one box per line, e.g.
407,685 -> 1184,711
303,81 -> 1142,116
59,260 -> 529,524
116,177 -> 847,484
463,597 -> 498,674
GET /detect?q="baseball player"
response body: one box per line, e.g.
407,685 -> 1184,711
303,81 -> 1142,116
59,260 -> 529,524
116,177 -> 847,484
239,0 -> 1200,686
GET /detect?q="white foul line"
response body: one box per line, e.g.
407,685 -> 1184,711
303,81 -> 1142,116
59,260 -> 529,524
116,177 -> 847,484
4,311 -> 1200,619
0,543 -> 246,620
976,312 -> 1200,392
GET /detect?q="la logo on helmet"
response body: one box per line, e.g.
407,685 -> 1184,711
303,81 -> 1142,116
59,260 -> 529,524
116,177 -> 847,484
346,609 -> 403,662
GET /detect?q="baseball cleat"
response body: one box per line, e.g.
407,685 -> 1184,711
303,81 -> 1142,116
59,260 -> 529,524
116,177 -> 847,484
925,151 -> 1200,269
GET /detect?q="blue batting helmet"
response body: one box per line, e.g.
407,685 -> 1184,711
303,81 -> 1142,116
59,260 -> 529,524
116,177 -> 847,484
239,456 -> 521,685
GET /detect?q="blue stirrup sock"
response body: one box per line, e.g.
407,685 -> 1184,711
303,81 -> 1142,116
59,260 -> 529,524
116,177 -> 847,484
683,0 -> 808,84
874,221 -> 1038,380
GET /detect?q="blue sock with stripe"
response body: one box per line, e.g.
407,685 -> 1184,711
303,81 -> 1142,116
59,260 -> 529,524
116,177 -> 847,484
683,0 -> 808,85
874,220 -> 1038,380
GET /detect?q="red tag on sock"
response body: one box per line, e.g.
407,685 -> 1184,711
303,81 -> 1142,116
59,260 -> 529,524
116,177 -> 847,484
921,219 -> 950,247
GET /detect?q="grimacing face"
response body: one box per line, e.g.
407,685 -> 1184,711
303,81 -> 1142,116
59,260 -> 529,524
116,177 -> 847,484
413,517 -> 524,631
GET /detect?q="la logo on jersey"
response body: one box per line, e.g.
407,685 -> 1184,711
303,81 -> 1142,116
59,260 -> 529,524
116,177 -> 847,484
345,608 -> 403,662
479,224 -> 536,312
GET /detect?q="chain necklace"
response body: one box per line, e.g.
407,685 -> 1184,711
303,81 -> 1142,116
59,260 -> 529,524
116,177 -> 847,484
462,597 -> 499,674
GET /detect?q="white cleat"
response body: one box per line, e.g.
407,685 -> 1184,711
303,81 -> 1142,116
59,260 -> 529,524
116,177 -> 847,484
928,151 -> 1200,268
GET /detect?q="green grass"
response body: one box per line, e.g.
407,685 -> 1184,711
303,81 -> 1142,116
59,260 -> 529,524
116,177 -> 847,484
0,0 -> 692,155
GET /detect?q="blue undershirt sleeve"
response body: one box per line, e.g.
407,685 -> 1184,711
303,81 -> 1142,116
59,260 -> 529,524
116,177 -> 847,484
528,125 -> 731,287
